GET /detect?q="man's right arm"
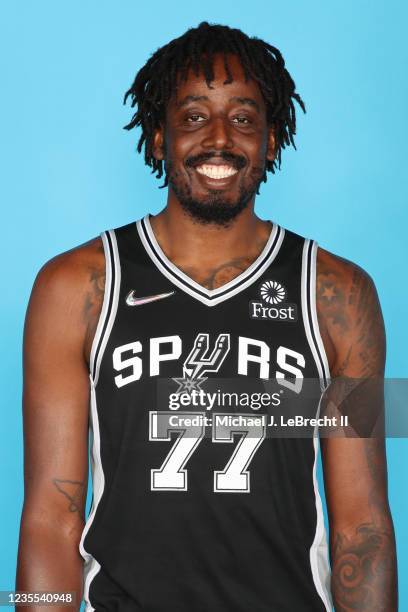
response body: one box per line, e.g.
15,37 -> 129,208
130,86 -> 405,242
16,240 -> 104,610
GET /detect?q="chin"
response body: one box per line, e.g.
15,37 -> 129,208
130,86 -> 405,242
168,172 -> 259,226
179,194 -> 251,226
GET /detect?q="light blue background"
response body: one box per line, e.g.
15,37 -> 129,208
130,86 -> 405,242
1,1 -> 406,609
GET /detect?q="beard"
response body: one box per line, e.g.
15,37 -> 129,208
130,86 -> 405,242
165,152 -> 264,227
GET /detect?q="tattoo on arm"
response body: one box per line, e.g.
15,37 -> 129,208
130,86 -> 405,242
332,521 -> 396,611
82,246 -> 105,365
83,265 -> 105,325
331,443 -> 397,611
317,258 -> 385,377
317,252 -> 397,609
335,346 -> 352,377
317,261 -> 349,336
53,478 -> 85,515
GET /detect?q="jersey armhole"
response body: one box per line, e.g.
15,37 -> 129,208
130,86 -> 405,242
301,238 -> 331,391
89,229 -> 121,387
301,238 -> 334,612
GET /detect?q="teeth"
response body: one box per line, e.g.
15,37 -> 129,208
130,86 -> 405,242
196,164 -> 238,179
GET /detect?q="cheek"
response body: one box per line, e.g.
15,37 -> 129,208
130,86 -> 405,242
163,140 -> 191,185
163,127 -> 192,165
241,130 -> 268,167
252,133 -> 269,162
245,150 -> 267,175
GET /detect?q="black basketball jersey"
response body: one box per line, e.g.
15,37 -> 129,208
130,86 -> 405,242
79,214 -> 333,611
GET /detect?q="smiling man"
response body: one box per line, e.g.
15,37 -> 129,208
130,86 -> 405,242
17,22 -> 397,612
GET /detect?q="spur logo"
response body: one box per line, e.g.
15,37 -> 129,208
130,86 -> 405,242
250,280 -> 297,322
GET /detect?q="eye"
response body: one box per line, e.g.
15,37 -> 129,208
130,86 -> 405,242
232,116 -> 251,125
186,114 -> 206,122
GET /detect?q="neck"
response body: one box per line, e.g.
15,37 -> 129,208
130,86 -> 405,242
149,197 -> 272,269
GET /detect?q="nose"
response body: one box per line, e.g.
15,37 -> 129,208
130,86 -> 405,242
200,116 -> 234,150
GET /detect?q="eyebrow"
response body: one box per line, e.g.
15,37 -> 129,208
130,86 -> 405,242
229,97 -> 260,112
176,95 -> 209,108
176,95 -> 260,112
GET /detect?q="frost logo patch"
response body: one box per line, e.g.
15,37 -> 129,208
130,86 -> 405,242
250,281 -> 297,322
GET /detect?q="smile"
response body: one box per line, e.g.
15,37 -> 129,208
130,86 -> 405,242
195,164 -> 238,180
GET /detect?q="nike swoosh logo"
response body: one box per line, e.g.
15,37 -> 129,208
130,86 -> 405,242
125,290 -> 175,306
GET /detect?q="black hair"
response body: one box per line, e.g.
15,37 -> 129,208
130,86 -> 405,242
123,21 -> 305,186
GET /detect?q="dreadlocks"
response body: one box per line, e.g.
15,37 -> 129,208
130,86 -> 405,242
123,21 -> 305,186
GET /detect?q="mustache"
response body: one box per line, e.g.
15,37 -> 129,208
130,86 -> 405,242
185,151 -> 247,170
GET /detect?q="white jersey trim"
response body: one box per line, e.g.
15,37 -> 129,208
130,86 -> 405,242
79,378 -> 105,612
309,240 -> 331,385
136,214 -> 285,306
90,229 -> 121,387
88,231 -> 112,383
301,239 -> 331,389
310,410 -> 334,612
79,229 -> 121,610
301,238 -> 333,612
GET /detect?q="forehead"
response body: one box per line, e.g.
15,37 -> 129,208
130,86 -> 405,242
170,53 -> 265,110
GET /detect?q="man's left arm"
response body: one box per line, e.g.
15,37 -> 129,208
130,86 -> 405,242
317,249 -> 398,611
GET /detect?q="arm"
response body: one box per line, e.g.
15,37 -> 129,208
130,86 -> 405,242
317,249 -> 398,611
16,240 -> 104,611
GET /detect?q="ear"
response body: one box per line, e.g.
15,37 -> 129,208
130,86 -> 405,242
152,126 -> 165,161
266,125 -> 276,162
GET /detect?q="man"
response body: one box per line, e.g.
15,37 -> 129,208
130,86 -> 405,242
17,22 -> 397,611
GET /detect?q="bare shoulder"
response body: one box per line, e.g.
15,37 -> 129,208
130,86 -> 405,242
33,235 -> 104,290
26,235 -> 105,367
316,246 -> 385,377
